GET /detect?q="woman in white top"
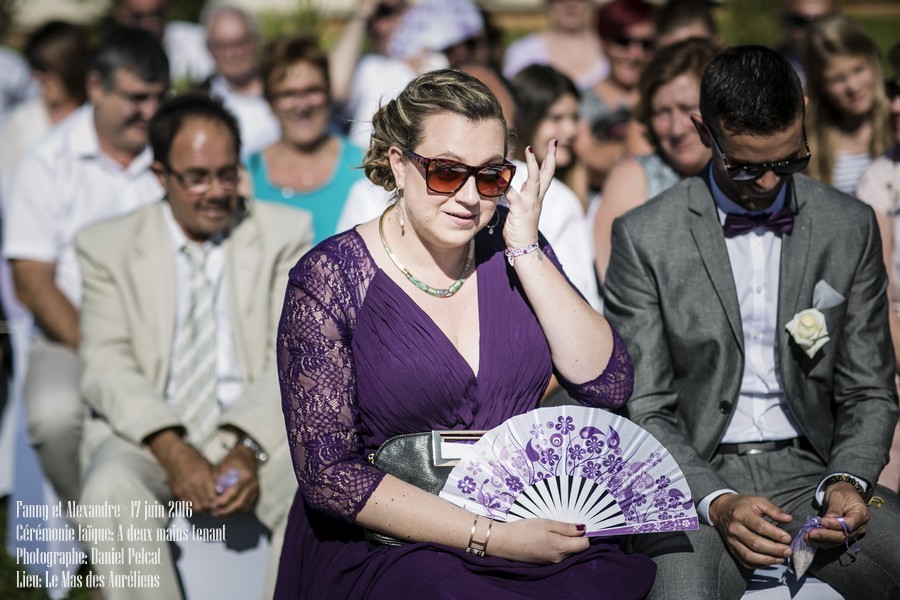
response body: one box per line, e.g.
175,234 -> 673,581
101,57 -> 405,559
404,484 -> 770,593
856,53 -> 900,493
510,64 -> 600,312
0,21 -> 88,323
804,14 -> 891,194
502,0 -> 608,91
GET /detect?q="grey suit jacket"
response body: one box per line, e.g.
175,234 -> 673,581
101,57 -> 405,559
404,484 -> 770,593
604,172 -> 898,502
76,199 -> 313,464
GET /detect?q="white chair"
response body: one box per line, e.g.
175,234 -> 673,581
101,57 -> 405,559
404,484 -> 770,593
744,565 -> 844,599
168,513 -> 271,600
4,317 -> 82,600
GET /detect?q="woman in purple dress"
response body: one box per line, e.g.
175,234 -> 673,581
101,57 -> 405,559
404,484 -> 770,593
275,69 -> 655,599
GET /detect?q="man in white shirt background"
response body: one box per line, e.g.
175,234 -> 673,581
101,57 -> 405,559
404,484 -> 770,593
199,4 -> 280,160
2,26 -> 169,503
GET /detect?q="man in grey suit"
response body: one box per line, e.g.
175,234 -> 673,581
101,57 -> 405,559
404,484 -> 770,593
605,45 -> 900,599
74,94 -> 312,598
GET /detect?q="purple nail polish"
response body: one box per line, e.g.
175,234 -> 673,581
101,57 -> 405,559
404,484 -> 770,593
576,524 -> 585,532
526,145 -> 533,154
553,139 -> 559,148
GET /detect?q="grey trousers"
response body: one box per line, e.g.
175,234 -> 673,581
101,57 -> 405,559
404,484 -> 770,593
627,445 -> 900,600
24,337 -> 84,502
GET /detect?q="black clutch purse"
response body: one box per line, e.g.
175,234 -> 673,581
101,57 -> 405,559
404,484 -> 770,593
364,430 -> 484,547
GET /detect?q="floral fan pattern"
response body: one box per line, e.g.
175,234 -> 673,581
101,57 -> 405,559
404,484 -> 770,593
439,406 -> 699,536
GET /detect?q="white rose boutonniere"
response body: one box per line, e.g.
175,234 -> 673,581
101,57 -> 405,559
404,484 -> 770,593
785,308 -> 830,358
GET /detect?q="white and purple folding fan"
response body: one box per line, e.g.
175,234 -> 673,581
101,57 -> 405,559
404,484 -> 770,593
438,406 -> 698,536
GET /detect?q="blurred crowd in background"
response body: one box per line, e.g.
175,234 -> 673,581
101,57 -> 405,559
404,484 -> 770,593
0,1 -> 898,594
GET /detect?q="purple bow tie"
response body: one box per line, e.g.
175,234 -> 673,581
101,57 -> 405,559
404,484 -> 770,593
723,208 -> 794,238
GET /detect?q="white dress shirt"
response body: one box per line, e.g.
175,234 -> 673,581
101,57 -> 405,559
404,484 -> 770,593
698,168 -> 799,522
715,186 -> 803,444
698,166 -> 866,521
164,21 -> 215,85
162,203 -> 243,411
2,104 -> 162,309
208,75 -> 280,159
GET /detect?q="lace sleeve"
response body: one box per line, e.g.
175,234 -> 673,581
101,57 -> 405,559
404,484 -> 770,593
556,326 -> 635,409
277,245 -> 386,523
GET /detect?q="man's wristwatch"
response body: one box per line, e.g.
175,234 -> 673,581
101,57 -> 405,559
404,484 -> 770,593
822,474 -> 873,502
238,435 -> 268,464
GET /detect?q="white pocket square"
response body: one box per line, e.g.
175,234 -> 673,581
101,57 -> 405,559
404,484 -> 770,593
812,280 -> 845,310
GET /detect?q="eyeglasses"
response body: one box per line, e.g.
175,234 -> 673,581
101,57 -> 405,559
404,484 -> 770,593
208,36 -> 257,54
110,87 -> 171,110
611,36 -> 654,52
784,13 -> 830,28
270,86 -> 328,107
124,8 -> 166,23
707,126 -> 811,182
886,79 -> 900,101
401,148 -> 516,198
166,164 -> 240,194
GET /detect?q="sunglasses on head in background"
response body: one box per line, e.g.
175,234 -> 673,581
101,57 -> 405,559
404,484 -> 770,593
401,148 -> 516,198
611,36 -> 655,52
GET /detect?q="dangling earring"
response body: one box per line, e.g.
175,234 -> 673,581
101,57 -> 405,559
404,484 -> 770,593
486,210 -> 500,235
394,194 -> 406,236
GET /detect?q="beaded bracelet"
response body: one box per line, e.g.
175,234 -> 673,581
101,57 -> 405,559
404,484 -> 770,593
504,243 -> 540,266
465,515 -> 493,557
822,474 -> 872,502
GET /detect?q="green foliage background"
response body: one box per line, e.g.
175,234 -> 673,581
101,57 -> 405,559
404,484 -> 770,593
0,1 -> 898,598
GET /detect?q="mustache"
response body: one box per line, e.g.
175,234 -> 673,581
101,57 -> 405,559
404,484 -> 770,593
197,197 -> 234,210
125,114 -> 148,127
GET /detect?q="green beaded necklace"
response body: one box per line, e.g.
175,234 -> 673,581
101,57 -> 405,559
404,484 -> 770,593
378,207 -> 475,298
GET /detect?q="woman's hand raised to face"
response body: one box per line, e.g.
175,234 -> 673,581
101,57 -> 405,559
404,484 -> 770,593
503,139 -> 558,249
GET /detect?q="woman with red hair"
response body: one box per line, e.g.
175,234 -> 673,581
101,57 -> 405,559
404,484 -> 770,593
574,0 -> 656,192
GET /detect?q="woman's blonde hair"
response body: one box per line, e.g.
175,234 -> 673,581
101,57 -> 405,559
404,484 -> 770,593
363,69 -> 508,192
804,14 -> 890,185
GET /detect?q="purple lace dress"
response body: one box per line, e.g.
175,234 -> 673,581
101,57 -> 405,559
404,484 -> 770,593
275,216 -> 655,599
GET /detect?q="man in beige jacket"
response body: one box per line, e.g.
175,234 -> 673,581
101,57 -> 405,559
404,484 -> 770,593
74,94 -> 313,599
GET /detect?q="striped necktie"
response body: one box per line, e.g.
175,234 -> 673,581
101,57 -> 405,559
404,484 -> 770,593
171,244 -> 220,447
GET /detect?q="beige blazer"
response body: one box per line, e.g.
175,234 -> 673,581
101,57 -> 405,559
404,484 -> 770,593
76,199 -> 313,480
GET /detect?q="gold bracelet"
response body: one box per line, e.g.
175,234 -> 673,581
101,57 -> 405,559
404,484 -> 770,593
465,515 -> 480,555
466,515 -> 492,557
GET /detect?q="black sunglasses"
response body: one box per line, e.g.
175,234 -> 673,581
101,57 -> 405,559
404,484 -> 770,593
886,78 -> 900,101
784,11 -> 834,28
371,3 -> 400,20
708,126 -> 811,182
401,148 -> 516,198
611,36 -> 654,52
